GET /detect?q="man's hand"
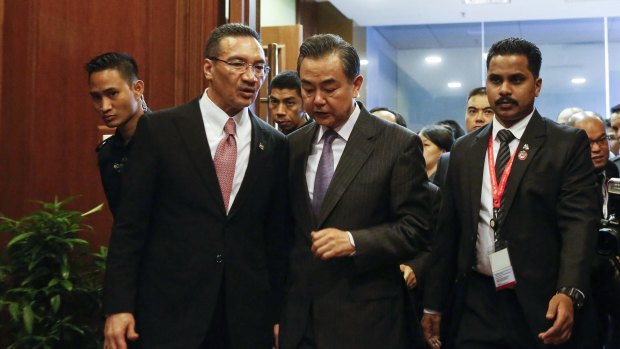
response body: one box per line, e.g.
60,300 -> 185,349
104,312 -> 139,349
421,313 -> 442,349
538,293 -> 574,345
400,264 -> 417,289
311,228 -> 355,259
273,324 -> 279,349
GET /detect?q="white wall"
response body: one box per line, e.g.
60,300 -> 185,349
261,0 -> 296,26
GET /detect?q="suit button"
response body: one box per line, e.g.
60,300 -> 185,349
215,254 -> 224,264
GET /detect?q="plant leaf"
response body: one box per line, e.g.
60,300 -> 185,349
8,302 -> 19,321
7,232 -> 34,247
23,303 -> 34,334
60,279 -> 73,291
81,203 -> 104,217
50,294 -> 61,313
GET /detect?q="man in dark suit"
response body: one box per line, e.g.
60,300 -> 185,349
567,111 -> 620,348
103,23 -> 290,349
86,52 -> 150,216
422,37 -> 599,349
278,34 -> 431,349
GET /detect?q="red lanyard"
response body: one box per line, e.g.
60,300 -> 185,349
487,133 -> 518,210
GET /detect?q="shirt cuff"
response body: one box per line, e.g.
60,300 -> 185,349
346,231 -> 356,256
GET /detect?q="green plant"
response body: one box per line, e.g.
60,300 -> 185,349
0,197 -> 107,349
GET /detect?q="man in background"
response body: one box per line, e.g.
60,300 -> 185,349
269,70 -> 312,134
370,106 -> 408,128
86,52 -> 149,216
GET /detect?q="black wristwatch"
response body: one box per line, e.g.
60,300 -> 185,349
557,286 -> 585,309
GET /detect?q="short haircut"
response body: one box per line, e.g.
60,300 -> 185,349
204,23 -> 260,59
611,104 -> 620,114
486,37 -> 542,78
269,71 -> 301,97
566,111 -> 605,128
467,87 -> 486,101
369,106 -> 408,128
436,119 -> 466,139
420,125 -> 455,152
297,34 -> 360,82
84,52 -> 139,82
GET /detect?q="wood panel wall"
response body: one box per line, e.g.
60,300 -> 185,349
0,0 -> 225,247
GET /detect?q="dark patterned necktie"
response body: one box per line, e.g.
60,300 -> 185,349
312,129 -> 339,217
495,129 -> 515,183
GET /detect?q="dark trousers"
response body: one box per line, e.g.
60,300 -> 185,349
296,307 -> 317,349
455,272 -> 540,349
201,284 -> 231,349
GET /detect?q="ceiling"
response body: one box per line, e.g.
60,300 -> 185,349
326,0 -> 620,27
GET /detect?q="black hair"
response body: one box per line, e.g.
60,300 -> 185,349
297,34 -> 360,82
467,87 -> 486,101
204,23 -> 261,59
84,52 -> 139,82
369,106 -> 408,128
611,104 -> 620,114
436,120 -> 466,140
269,71 -> 301,96
486,37 -> 542,78
420,125 -> 455,152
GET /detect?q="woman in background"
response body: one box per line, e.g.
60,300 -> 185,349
419,125 -> 454,181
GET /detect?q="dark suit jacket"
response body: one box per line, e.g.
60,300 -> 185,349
103,98 -> 290,349
278,103 -> 432,349
426,110 -> 599,347
432,152 -> 450,188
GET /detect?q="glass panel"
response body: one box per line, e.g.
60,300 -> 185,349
610,17 -> 620,115
372,23 -> 484,131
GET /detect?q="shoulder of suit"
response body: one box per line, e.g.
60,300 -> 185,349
95,135 -> 115,153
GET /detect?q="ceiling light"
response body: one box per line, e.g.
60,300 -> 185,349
571,77 -> 586,84
360,59 -> 369,66
425,56 -> 442,64
448,82 -> 462,88
464,0 -> 510,4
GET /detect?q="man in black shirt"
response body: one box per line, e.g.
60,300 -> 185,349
85,52 -> 149,216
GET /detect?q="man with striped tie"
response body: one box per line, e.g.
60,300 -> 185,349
422,37 -> 599,349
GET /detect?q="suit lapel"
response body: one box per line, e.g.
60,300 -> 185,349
294,122 -> 319,233
468,124 -> 491,235
174,98 -> 226,215
317,109 -> 376,226
499,111 -> 546,224
227,112 -> 267,219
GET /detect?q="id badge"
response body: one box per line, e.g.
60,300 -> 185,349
488,241 -> 517,291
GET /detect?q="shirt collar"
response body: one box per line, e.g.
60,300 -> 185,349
315,100 -> 360,143
200,88 -> 247,133
491,108 -> 535,141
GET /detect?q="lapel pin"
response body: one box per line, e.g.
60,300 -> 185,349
258,142 -> 265,150
518,150 -> 528,161
523,144 -> 529,151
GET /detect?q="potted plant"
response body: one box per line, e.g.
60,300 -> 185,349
0,197 -> 107,349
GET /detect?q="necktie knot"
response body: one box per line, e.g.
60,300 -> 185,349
497,129 -> 515,144
224,118 -> 236,136
323,129 -> 339,145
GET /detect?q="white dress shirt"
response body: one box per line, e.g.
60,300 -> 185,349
306,101 -> 360,201
199,89 -> 252,213
475,109 -> 534,275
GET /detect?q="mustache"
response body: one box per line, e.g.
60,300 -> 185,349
495,97 -> 518,106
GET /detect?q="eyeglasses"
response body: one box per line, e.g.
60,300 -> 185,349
209,57 -> 270,78
589,135 -> 612,147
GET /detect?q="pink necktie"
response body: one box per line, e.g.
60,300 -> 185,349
214,118 -> 237,211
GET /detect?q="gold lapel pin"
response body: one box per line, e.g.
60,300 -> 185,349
523,144 -> 529,151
